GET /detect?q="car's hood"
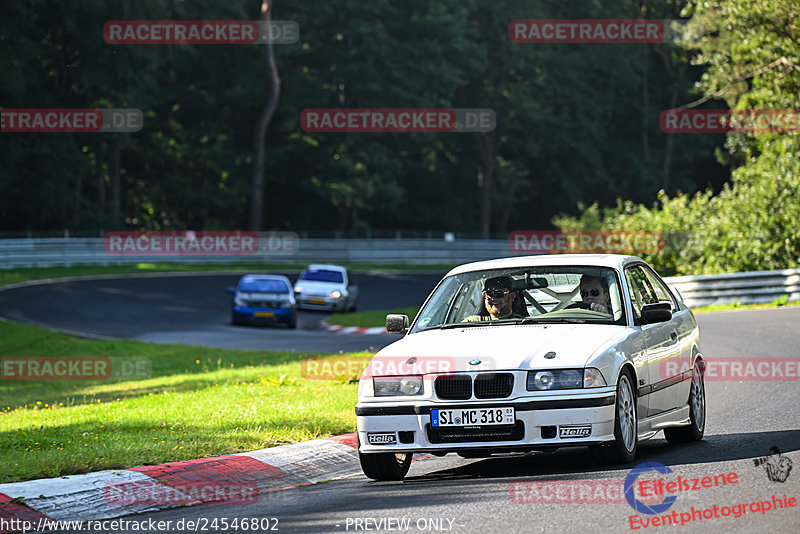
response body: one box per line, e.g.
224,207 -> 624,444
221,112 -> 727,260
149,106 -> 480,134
293,280 -> 344,295
236,291 -> 291,299
370,324 -> 625,374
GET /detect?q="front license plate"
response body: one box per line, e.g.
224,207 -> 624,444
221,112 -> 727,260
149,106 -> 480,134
308,298 -> 326,305
255,311 -> 275,318
431,407 -> 515,427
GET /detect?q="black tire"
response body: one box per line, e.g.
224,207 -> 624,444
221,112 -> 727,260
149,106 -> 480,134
287,315 -> 297,329
590,368 -> 638,464
664,361 -> 705,443
231,315 -> 240,326
359,451 -> 412,481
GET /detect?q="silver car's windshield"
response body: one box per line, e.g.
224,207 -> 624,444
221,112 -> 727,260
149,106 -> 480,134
410,266 -> 626,333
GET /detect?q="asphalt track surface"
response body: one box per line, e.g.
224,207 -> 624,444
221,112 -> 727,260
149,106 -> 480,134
0,272 -> 445,353
2,275 -> 800,533
119,308 -> 800,533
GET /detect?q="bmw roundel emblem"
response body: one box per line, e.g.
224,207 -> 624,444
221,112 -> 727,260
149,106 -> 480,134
469,359 -> 481,365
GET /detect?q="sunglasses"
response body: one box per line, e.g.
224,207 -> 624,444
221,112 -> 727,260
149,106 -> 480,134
580,288 -> 602,298
484,288 -> 510,299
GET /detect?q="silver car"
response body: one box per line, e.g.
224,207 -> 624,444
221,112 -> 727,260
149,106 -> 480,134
293,264 -> 359,312
356,254 -> 705,480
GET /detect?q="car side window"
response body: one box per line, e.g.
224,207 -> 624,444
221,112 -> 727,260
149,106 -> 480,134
640,266 -> 676,311
625,266 -> 650,319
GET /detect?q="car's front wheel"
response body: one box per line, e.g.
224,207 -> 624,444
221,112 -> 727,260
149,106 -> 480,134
359,451 -> 412,481
664,360 -> 705,443
590,368 -> 638,464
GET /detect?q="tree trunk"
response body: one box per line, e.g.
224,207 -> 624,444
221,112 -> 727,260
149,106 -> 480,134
111,140 -> 121,228
250,0 -> 281,231
477,132 -> 497,238
96,142 -> 106,226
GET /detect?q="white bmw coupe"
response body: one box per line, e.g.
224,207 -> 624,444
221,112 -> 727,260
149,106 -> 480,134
356,255 -> 705,480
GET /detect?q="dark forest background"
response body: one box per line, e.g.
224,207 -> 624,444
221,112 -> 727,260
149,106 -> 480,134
0,0 -> 728,237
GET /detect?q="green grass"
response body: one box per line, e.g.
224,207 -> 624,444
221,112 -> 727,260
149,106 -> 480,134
690,295 -> 800,314
0,263 -> 454,289
0,320 -> 371,484
328,307 -> 421,327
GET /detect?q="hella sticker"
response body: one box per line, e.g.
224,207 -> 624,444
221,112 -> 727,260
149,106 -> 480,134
368,432 -> 397,445
559,425 -> 591,438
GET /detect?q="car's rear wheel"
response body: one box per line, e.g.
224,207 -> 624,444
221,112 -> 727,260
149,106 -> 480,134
664,361 -> 705,443
359,447 -> 412,481
590,368 -> 637,464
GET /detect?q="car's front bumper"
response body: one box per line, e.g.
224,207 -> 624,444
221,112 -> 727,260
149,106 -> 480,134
356,391 -> 617,453
233,306 -> 295,324
295,295 -> 346,311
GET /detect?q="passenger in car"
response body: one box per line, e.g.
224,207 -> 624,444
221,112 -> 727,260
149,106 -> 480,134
569,274 -> 613,314
464,275 -> 527,321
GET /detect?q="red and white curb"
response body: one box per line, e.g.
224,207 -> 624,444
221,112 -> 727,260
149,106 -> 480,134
322,321 -> 387,335
0,434 -> 360,528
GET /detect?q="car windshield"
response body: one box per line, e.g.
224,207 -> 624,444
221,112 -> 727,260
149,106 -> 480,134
300,269 -> 344,283
237,278 -> 289,293
410,266 -> 626,333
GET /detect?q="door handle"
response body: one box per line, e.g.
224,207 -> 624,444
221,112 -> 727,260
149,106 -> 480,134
670,331 -> 677,341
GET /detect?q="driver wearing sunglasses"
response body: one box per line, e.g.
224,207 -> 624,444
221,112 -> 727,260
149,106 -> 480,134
568,274 -> 612,314
464,275 -> 526,321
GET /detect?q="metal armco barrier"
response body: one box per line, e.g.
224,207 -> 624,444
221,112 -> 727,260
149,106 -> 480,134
1,238 -> 798,308
0,237 -> 511,268
663,269 -> 800,308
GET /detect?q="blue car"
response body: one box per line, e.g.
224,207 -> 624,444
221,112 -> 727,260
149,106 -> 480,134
228,274 -> 297,328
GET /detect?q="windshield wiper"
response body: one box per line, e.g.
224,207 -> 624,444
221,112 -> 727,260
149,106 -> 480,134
440,321 -> 510,329
515,317 -> 586,324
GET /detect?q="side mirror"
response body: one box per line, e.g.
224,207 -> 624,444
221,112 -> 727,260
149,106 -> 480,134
640,302 -> 672,325
385,314 -> 409,334
226,287 -> 236,295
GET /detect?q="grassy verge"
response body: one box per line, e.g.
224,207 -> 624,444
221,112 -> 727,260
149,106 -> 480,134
0,263 -> 454,289
0,320 -> 369,484
690,296 -> 800,314
327,307 -> 421,327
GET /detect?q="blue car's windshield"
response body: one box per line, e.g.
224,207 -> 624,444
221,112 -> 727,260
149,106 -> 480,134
300,269 -> 344,283
237,278 -> 289,293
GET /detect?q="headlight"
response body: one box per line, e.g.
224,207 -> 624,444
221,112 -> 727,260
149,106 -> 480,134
527,369 -> 583,390
330,290 -> 343,299
374,376 -> 423,396
234,296 -> 246,306
294,287 -> 303,294
526,368 -> 608,390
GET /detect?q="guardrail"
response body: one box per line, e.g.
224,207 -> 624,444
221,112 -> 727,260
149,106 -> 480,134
1,238 -> 798,308
0,237 -> 511,268
663,269 -> 800,308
